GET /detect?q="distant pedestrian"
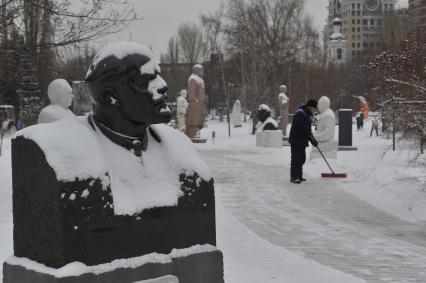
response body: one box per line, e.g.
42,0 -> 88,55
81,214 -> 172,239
356,112 -> 363,130
289,99 -> 318,184
370,117 -> 379,137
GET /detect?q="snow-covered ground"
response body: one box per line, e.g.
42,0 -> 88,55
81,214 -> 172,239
0,118 -> 425,282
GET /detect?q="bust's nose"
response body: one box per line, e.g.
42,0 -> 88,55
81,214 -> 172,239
157,86 -> 168,99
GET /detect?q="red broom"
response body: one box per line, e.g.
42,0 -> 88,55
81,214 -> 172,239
316,145 -> 347,178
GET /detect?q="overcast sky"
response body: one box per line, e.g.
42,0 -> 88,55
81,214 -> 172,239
106,0 -> 408,61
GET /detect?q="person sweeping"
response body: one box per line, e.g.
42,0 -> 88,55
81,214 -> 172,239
289,99 -> 318,184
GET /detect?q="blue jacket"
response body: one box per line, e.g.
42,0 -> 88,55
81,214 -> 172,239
289,105 -> 314,147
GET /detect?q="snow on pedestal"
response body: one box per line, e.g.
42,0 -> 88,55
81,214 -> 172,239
10,115 -> 217,269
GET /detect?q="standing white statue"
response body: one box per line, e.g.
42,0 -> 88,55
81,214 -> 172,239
232,99 -> 242,128
311,96 -> 337,160
176,89 -> 189,131
38,79 -> 75,124
278,85 -> 290,137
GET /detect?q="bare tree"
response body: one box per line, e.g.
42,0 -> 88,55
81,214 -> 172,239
177,22 -> 206,64
161,36 -> 180,64
366,27 -> 426,151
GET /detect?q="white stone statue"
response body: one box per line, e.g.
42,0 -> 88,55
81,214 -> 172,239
278,85 -> 290,136
311,96 -> 337,160
38,79 -> 75,124
231,99 -> 242,128
176,89 -> 189,131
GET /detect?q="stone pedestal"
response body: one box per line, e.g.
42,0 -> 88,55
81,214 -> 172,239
8,135 -> 219,276
256,130 -> 282,148
338,109 -> 357,150
3,248 -> 223,283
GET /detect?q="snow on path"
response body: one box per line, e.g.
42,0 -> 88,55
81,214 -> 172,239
201,146 -> 426,283
0,137 -> 13,282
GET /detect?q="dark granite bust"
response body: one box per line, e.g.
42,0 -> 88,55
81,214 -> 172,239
11,42 -> 217,268
257,104 -> 279,132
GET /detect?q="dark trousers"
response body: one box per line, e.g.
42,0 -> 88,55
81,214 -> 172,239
290,144 -> 306,180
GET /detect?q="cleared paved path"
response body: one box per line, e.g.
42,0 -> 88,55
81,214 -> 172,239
201,148 -> 426,283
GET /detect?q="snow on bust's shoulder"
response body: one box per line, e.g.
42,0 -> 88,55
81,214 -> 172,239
188,73 -> 205,85
91,41 -> 153,69
15,116 -> 108,183
150,124 -> 212,181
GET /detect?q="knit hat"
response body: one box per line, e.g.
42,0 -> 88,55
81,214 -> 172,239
306,99 -> 318,108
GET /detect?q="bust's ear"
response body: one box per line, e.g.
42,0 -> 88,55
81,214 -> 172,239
102,88 -> 122,107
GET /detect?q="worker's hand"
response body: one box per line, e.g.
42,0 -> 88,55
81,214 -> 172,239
310,136 -> 318,147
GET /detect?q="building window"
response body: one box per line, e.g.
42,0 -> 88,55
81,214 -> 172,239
352,42 -> 356,47
357,11 -> 361,16
370,19 -> 374,25
337,49 -> 343,60
357,3 -> 361,9
357,43 -> 361,47
352,51 -> 356,55
363,19 -> 368,25
352,19 -> 356,24
363,42 -> 368,48
352,27 -> 356,32
352,35 -> 356,39
378,19 -> 382,25
357,19 -> 361,24
352,11 -> 355,16
352,3 -> 355,9
357,27 -> 361,32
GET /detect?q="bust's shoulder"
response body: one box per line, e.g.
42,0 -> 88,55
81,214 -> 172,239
14,116 -> 108,181
150,124 -> 211,180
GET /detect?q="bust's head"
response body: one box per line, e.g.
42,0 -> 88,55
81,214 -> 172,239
86,42 -> 170,137
279,85 -> 287,94
48,79 -> 73,108
180,89 -> 187,99
192,64 -> 204,77
257,104 -> 271,123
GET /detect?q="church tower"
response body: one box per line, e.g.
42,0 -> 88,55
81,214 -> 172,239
327,18 -> 346,65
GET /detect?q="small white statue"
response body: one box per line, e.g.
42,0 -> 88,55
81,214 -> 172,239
278,85 -> 290,136
38,79 -> 75,124
232,99 -> 242,128
176,89 -> 189,131
311,96 -> 337,159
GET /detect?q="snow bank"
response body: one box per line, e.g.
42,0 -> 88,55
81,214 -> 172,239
5,245 -> 217,278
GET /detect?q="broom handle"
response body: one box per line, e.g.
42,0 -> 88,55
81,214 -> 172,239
316,145 -> 335,175
0,133 -> 3,157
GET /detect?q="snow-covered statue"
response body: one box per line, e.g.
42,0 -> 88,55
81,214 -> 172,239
311,96 -> 337,159
232,99 -> 242,128
185,64 -> 205,139
7,42 -> 222,282
176,89 -> 188,131
278,84 -> 290,136
38,79 -> 75,124
256,104 -> 279,133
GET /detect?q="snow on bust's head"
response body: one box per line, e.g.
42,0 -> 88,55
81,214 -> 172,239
258,104 -> 271,112
48,79 -> 73,108
86,41 -> 154,78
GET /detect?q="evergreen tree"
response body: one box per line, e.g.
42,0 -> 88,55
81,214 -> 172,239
16,47 -> 43,127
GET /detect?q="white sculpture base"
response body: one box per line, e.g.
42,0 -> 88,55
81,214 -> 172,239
256,131 -> 282,148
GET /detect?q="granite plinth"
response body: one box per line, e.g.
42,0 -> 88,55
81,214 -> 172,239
12,136 -> 216,268
3,249 -> 224,283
